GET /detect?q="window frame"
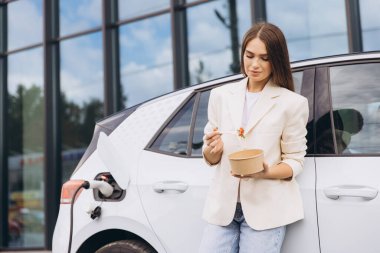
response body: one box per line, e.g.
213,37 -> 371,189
146,92 -> 198,158
145,82 -> 225,158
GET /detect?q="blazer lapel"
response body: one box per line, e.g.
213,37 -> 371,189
245,79 -> 282,134
226,77 -> 248,131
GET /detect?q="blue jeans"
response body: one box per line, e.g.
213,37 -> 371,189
199,203 -> 286,253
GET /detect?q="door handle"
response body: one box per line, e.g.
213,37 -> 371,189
324,185 -> 378,200
153,181 -> 189,193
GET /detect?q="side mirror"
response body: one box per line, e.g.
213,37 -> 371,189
97,132 -> 129,190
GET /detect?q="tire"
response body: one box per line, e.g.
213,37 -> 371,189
95,240 -> 157,253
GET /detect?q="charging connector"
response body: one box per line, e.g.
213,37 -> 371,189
83,180 -> 113,197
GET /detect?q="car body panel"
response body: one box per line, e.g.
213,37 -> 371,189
138,150 -> 211,253
138,152 -> 319,253
53,150 -> 162,252
316,157 -> 380,253
281,157 -> 320,253
52,205 -> 165,253
107,91 -> 193,189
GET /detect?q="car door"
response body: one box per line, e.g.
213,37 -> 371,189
138,92 -> 212,253
315,62 -> 380,253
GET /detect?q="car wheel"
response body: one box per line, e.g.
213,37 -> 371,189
95,240 -> 157,253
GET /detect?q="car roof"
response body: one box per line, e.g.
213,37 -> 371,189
291,51 -> 380,68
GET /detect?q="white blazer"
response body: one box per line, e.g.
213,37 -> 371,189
202,77 -> 309,230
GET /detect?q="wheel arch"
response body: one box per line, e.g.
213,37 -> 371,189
73,216 -> 166,253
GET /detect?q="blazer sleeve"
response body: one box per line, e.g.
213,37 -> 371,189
202,88 -> 220,166
281,96 -> 309,179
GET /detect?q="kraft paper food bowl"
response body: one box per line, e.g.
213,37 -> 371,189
228,149 -> 264,175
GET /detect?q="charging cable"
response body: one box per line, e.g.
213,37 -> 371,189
67,180 -> 113,253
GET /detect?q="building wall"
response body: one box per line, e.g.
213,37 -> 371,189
0,0 -> 379,250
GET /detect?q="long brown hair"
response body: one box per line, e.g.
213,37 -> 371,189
240,22 -> 294,91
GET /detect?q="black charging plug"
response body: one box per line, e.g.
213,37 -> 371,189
90,206 -> 102,219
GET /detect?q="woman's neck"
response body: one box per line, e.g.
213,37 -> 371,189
247,78 -> 269,92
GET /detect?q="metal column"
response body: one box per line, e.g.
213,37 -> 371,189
346,0 -> 363,52
251,0 -> 267,24
102,0 -> 122,113
171,0 -> 189,89
0,1 -> 8,247
43,0 -> 61,249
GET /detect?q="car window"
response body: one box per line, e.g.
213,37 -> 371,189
292,71 -> 303,94
192,90 -> 210,156
150,95 -> 196,155
330,63 -> 380,154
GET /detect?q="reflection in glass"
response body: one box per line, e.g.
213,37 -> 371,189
192,91 -> 210,156
7,48 -> 44,247
315,110 -> 335,154
330,63 -> 380,154
60,33 -> 104,181
185,0 -> 201,3
187,0 -> 251,85
292,71 -> 303,94
151,96 -> 195,155
60,0 -> 101,36
118,0 -> 169,20
267,0 -> 348,61
360,0 -> 380,51
8,0 -> 42,50
119,14 -> 173,107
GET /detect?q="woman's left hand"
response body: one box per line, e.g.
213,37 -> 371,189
231,162 -> 270,179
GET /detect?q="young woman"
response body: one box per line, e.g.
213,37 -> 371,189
199,22 -> 309,253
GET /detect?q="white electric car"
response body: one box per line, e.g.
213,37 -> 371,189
53,52 -> 380,253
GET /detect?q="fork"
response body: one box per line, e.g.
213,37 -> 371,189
216,130 -> 237,135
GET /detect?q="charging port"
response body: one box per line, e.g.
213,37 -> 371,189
93,172 -> 126,201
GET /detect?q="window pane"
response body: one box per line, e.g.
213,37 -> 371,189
60,0 -> 101,36
192,91 -> 210,156
360,0 -> 380,51
60,33 -> 104,181
187,0 -> 251,85
292,71 -> 303,94
8,0 -> 43,50
185,0 -> 200,3
151,96 -> 196,155
118,0 -> 169,20
8,48 -> 44,247
119,14 -> 173,107
267,0 -> 348,61
330,63 -> 380,154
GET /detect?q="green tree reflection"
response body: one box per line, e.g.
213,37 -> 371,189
8,84 -> 104,154
8,84 -> 44,155
61,92 -> 103,150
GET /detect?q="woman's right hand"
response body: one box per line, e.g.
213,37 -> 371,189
204,130 -> 224,154
203,129 -> 224,165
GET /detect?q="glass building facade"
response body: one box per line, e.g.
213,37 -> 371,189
0,0 -> 379,250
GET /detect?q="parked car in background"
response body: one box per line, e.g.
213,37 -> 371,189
53,52 -> 380,253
